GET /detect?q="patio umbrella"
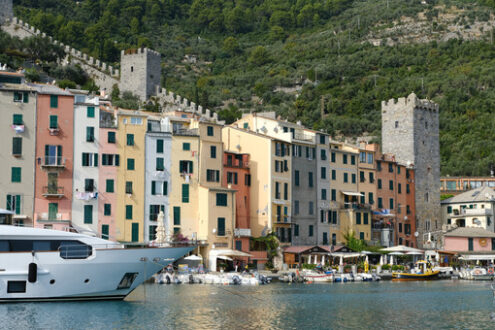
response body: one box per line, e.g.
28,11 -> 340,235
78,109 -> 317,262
184,255 -> 203,261
390,255 -> 394,265
365,255 -> 369,264
339,256 -> 344,266
217,256 -> 233,261
389,252 -> 405,256
381,245 -> 423,254
379,255 -> 384,266
405,251 -> 423,255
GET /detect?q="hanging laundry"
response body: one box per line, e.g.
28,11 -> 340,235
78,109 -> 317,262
11,125 -> 25,133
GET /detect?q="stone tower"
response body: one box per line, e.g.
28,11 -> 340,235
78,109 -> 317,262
381,92 -> 440,248
120,47 -> 161,101
0,0 -> 13,24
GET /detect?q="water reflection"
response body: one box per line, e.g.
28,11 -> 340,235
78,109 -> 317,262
0,281 -> 493,329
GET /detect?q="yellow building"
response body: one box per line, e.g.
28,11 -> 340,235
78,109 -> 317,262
115,109 -> 147,242
222,126 -> 292,246
329,141 -> 371,244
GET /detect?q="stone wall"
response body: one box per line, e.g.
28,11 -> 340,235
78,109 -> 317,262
0,0 -> 13,25
381,92 -> 441,248
120,48 -> 161,101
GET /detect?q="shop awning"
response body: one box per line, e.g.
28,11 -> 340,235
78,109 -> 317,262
459,254 -> 495,261
0,208 -> 14,215
342,191 -> 363,197
214,249 -> 253,258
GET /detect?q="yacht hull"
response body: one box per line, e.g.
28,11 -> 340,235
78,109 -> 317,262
0,246 -> 193,302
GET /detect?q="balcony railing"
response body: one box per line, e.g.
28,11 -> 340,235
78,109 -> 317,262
42,186 -> 64,198
224,160 -> 249,168
274,215 -> 291,223
173,128 -> 199,136
293,132 -> 314,143
40,157 -> 66,169
36,212 -> 70,222
341,202 -> 372,210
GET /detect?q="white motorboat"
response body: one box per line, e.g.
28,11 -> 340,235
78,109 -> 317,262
0,226 -> 194,302
302,270 -> 334,282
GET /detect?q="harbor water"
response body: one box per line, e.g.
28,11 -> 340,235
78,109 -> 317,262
1,281 -> 494,329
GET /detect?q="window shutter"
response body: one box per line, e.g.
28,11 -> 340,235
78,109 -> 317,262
23,92 -> 29,103
163,181 -> 168,195
87,106 -> 95,118
115,155 -> 120,166
93,153 -> 98,167
151,181 -> 156,195
84,205 -> 93,224
173,207 -> 180,225
11,167 -> 21,182
13,114 -> 23,125
126,205 -> 133,219
12,137 -> 22,155
49,115 -> 58,129
182,184 -> 189,203
57,145 -> 62,165
157,139 -> 164,153
6,195 -> 12,211
217,218 -> 225,236
50,95 -> 58,108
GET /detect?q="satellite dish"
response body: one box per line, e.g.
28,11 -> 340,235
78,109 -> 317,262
414,232 -> 419,237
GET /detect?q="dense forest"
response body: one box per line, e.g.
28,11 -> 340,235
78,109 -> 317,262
6,0 -> 495,176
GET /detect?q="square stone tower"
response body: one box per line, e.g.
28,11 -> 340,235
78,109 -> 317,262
120,48 -> 161,101
381,92 -> 440,248
0,0 -> 13,24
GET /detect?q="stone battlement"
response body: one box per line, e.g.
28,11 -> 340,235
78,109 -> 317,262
122,48 -> 161,58
381,92 -> 439,112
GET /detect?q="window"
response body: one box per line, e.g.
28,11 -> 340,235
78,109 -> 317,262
217,218 -> 226,236
130,117 -> 142,125
50,95 -> 58,108
368,153 -> 373,164
149,205 -> 164,221
360,152 -> 366,163
320,210 -> 325,223
125,181 -> 133,194
343,154 -> 348,164
125,205 -> 133,220
331,152 -> 336,162
12,137 -> 22,155
207,126 -> 214,136
360,232 -> 364,240
397,167 -> 401,174
363,213 -> 369,225
7,281 -> 26,293
356,212 -> 361,225
320,149 -> 327,160
399,223 -> 403,233
284,183 -> 288,200
179,160 -> 193,174
156,158 -> 164,171
309,201 -> 314,215
369,172 -> 374,183
87,106 -> 95,118
132,223 -> 139,242
378,179 -> 382,189
107,132 -> 116,143
156,139 -> 164,153
210,146 -> 217,158
84,205 -> 93,224
398,183 -> 402,194
294,170 -> 300,186
49,115 -> 58,129
331,189 -> 336,201
360,171 -> 365,182
104,204 -> 111,216
321,167 -> 326,179
182,184 -> 189,203
389,180 -> 394,191
127,158 -> 135,170
294,224 -> 299,236
216,193 -> 228,206
407,205 -> 411,214
320,135 -> 325,144
395,121 -> 399,128
447,206 -> 452,214
343,173 -> 348,183
86,127 -> 95,142
331,170 -> 336,180
309,225 -> 314,237
378,198 -> 383,208
13,114 -> 23,125
407,184 -> 410,194
388,163 -> 393,173
389,198 -> 394,210
206,169 -> 220,182
352,173 -> 356,184
126,134 -> 134,146
85,179 -> 95,192
468,238 -> 473,251
11,167 -> 21,183
294,200 -> 299,215
360,192 -> 365,204
245,174 -> 251,186
173,207 -> 181,225
308,172 -> 313,188
275,182 -> 280,199
102,225 -> 109,239
235,240 -> 242,251
6,194 -> 21,214
149,225 -> 157,241
351,155 -> 356,165
13,91 -> 23,102
243,122 -> 248,129
106,179 -> 114,193
377,162 -> 382,171
368,192 -> 374,205
183,143 -> 190,151
321,189 -> 327,200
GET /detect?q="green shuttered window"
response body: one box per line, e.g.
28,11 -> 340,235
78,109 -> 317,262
126,205 -> 133,220
173,207 -> 180,225
84,205 -> 93,224
217,218 -> 225,236
104,204 -> 111,216
106,179 -> 114,193
50,95 -> 58,108
11,167 -> 21,182
49,115 -> 58,129
157,139 -> 164,153
127,158 -> 135,170
87,106 -> 95,118
182,184 -> 189,203
13,114 -> 23,125
127,134 -> 134,146
12,137 -> 22,155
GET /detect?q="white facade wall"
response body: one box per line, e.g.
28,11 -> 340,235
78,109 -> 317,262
71,94 -> 100,234
144,121 -> 172,243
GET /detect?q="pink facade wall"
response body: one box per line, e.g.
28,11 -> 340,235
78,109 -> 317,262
444,236 -> 493,252
98,126 -> 118,240
34,93 -> 74,230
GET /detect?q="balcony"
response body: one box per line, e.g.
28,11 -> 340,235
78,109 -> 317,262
292,132 -> 314,143
224,160 -> 249,168
39,157 -> 66,170
341,202 -> 372,210
42,186 -> 64,198
100,119 -> 117,128
234,228 -> 252,237
36,212 -> 70,222
273,215 -> 291,224
450,208 -> 494,218
173,128 -> 199,136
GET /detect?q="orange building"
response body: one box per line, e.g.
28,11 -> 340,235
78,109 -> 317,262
375,153 -> 417,247
33,86 -> 74,230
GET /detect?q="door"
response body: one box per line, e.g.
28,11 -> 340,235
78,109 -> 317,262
47,173 -> 58,194
131,223 -> 139,242
48,203 -> 58,220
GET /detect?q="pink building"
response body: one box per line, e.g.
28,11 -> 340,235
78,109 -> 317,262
98,108 -> 118,240
33,86 -> 74,230
443,227 -> 495,252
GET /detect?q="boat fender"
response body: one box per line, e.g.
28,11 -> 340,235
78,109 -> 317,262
488,268 -> 494,275
28,263 -> 37,283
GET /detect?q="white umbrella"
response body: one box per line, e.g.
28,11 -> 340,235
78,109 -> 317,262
339,256 -> 344,266
390,255 -> 394,265
184,255 -> 202,261
405,251 -> 423,255
379,255 -> 384,266
365,255 -> 369,264
389,252 -> 405,256
217,256 -> 233,261
381,245 -> 423,254
361,250 -> 372,254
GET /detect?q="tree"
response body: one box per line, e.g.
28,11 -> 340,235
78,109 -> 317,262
222,36 -> 240,56
248,46 -> 270,66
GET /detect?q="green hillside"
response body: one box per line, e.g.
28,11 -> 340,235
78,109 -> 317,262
9,0 -> 495,176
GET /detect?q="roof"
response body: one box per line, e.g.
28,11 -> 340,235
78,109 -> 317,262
283,245 -> 331,254
32,83 -> 72,96
442,186 -> 495,204
0,83 -> 36,92
444,227 -> 495,238
0,71 -> 24,77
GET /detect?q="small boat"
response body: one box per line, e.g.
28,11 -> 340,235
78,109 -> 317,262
302,270 -> 333,282
392,260 -> 440,280
459,266 -> 494,281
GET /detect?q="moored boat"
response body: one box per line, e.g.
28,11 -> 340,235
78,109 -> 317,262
392,260 -> 440,280
0,226 -> 194,302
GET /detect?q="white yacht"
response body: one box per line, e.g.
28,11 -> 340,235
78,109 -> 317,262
0,226 -> 194,302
